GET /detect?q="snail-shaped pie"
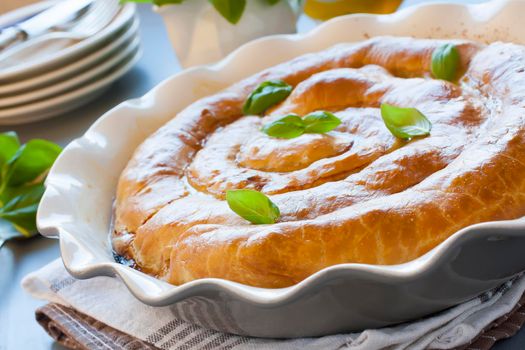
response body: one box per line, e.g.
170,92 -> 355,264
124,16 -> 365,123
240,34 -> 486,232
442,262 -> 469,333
112,37 -> 525,288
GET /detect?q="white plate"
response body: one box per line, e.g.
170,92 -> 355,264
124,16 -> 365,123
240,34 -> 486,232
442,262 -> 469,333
0,2 -> 136,83
36,0 -> 525,338
0,47 -> 141,125
0,17 -> 140,96
0,35 -> 140,108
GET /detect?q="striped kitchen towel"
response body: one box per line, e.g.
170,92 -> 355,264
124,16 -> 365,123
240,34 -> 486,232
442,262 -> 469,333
22,259 -> 525,350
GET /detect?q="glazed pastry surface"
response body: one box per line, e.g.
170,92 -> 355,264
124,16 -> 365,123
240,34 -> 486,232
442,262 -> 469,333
113,37 -> 525,288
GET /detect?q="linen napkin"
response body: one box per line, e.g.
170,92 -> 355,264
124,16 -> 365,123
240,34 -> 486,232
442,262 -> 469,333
23,259 -> 525,350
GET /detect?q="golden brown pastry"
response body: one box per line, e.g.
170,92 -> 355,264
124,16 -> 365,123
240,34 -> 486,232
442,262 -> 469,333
112,37 -> 525,288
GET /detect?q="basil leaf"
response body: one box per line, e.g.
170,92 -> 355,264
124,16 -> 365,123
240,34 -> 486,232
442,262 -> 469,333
0,132 -> 20,169
243,80 -> 293,115
119,0 -> 185,5
0,135 -> 61,241
0,184 -> 44,236
209,0 -> 246,24
303,111 -> 341,133
0,203 -> 39,235
262,114 -> 306,139
262,111 -> 341,139
2,184 -> 45,213
380,103 -> 432,140
154,0 -> 184,4
226,189 -> 280,224
122,0 -> 252,23
431,43 -> 460,82
264,0 -> 280,4
0,132 -> 20,184
5,139 -> 61,187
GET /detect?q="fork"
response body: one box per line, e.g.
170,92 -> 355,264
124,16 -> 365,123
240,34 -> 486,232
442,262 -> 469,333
0,0 -> 121,66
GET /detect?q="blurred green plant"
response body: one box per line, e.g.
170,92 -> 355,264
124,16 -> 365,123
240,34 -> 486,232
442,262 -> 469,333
0,132 -> 61,248
121,0 -> 299,24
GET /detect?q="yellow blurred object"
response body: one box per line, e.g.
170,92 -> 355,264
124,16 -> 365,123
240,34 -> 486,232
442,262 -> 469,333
304,0 -> 404,20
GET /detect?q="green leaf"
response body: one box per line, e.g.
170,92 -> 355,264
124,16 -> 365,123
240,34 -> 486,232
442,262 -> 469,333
0,132 -> 20,171
262,114 -> 306,139
119,0 -> 185,5
380,103 -> 432,140
209,0 -> 246,24
5,139 -> 61,187
0,203 -> 39,235
262,111 -> 341,139
154,0 -> 184,4
0,184 -> 45,238
2,184 -> 45,213
431,43 -> 460,82
243,80 -> 293,115
226,189 -> 280,224
303,111 -> 341,133
119,0 -> 151,3
0,132 -> 21,185
0,135 -> 60,241
122,0 -> 277,8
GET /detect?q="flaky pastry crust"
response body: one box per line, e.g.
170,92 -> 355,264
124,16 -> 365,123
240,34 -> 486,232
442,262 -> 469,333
112,37 -> 525,288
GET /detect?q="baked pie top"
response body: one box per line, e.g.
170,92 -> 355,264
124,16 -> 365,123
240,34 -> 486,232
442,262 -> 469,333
112,37 -> 525,288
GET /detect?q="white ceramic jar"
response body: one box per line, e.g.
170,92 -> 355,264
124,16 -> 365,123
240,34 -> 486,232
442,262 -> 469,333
155,0 -> 297,68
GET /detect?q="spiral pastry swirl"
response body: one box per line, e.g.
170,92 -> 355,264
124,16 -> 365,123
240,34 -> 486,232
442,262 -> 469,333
113,37 -> 525,288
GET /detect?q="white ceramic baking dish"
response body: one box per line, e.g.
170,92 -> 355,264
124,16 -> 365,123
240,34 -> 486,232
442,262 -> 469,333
37,0 -> 525,338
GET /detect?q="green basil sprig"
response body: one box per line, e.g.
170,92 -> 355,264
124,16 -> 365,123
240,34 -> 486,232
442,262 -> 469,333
0,132 -> 61,247
209,0 -> 246,24
122,0 -> 282,24
119,0 -> 184,5
243,80 -> 292,115
431,43 -> 460,82
226,189 -> 280,224
262,111 -> 341,139
262,114 -> 305,139
303,111 -> 342,133
380,103 -> 432,140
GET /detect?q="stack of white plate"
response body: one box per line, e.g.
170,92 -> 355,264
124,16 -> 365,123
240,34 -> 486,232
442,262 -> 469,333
0,1 -> 140,125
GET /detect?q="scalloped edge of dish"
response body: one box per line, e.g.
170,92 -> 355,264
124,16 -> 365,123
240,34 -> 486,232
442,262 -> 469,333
38,0 -> 525,307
